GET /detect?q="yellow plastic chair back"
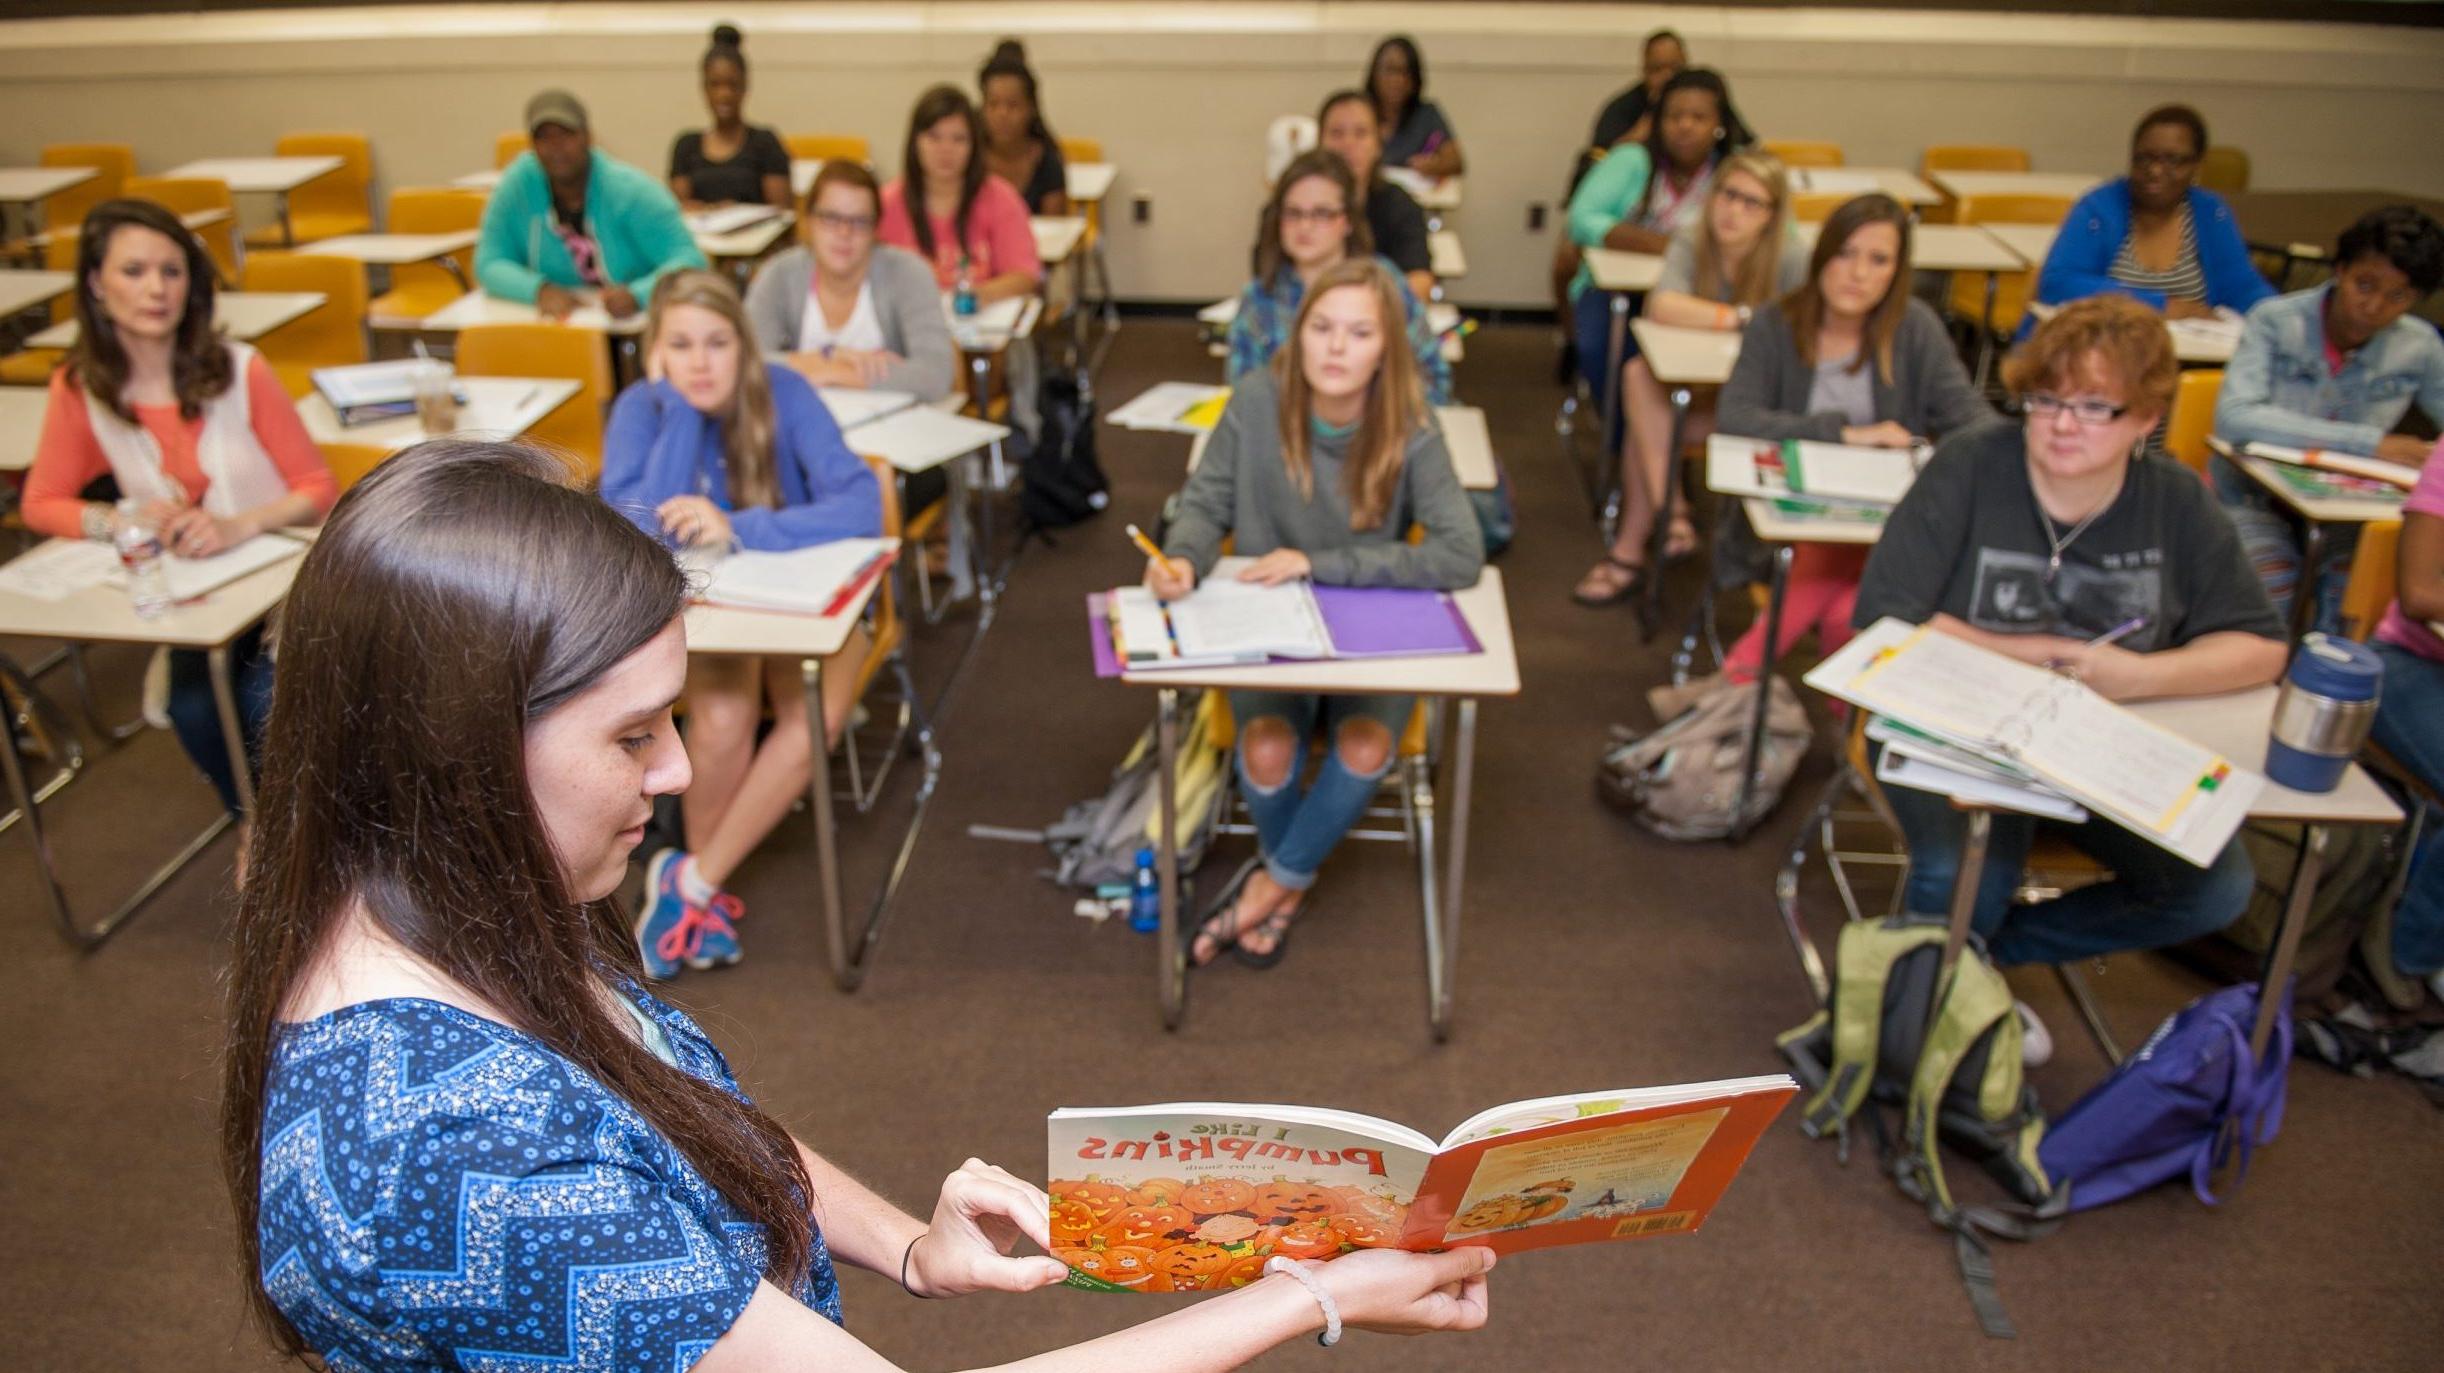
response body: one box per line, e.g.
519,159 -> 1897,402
2197,147 -> 2250,195
318,441 -> 393,492
1921,145 -> 2031,177
0,231 -> 76,386
454,323 -> 611,482
122,176 -> 239,282
239,252 -> 370,396
496,132 -> 530,169
1060,137 -> 1104,164
39,143 -> 136,234
247,133 -> 373,246
787,134 -> 871,165
368,187 -> 486,324
2162,370 -> 2222,477
1764,140 -> 1844,169
1790,192 -> 1850,223
1945,193 -> 2074,337
2339,520 -> 2403,642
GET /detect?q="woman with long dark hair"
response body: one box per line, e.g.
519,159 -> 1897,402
879,83 -> 1041,304
1365,35 -> 1463,178
22,197 -> 335,821
223,443 -> 1494,1369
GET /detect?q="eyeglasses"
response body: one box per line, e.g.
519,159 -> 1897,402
2131,151 -> 2198,172
1281,206 -> 1348,226
1716,187 -> 1773,215
2020,393 -> 2130,425
813,211 -> 877,234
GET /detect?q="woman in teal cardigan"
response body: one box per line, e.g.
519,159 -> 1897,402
476,89 -> 708,320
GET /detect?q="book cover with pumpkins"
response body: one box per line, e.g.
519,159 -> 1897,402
1045,1075 -> 1794,1292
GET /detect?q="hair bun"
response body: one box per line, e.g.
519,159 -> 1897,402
711,23 -> 743,49
988,38 -> 1028,65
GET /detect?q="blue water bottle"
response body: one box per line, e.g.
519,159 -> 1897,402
2265,633 -> 2381,793
1129,846 -> 1161,933
952,253 -> 977,317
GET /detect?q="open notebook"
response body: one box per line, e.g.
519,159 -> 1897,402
2208,435 -> 2421,491
1094,558 -> 1479,673
1807,618 -> 2261,867
684,537 -> 898,616
1706,433 -> 1930,507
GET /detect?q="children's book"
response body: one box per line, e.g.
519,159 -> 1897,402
1045,1076 -> 1795,1292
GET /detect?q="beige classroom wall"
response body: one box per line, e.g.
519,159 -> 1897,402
4,3 -> 2442,309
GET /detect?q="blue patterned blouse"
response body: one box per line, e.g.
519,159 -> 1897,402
1224,256 -> 1454,406
257,991 -> 840,1371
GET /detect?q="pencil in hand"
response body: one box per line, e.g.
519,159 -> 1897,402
1127,523 -> 1193,598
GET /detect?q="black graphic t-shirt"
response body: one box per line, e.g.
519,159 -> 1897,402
1853,422 -> 2282,653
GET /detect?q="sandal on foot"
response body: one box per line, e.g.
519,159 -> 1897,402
1187,858 -> 1260,966
1232,906 -> 1299,970
1571,556 -> 1644,607
1663,516 -> 1700,565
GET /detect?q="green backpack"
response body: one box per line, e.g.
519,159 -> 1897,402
1777,916 -> 2068,1339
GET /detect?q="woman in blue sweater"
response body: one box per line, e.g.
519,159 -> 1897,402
600,269 -> 882,978
2034,104 -> 2273,323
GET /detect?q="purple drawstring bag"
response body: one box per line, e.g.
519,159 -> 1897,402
2036,981 -> 2291,1211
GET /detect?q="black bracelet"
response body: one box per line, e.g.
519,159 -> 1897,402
901,1232 -> 931,1298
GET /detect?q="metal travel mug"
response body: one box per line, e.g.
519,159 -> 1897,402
2265,634 -> 2382,794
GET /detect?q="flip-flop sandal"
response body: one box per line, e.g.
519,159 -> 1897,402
1663,518 -> 1701,565
1571,556 -> 1645,608
1186,857 -> 1260,967
1233,892 -> 1310,971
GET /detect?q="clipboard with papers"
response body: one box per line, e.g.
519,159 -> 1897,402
1807,618 -> 2263,867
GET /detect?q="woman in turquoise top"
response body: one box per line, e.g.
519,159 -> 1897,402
224,442 -> 1495,1372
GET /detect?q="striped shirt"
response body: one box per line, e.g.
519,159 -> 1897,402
2109,204 -> 2206,303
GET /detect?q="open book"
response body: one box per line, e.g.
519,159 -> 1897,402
1705,433 -> 1929,508
1108,382 -> 1231,434
1093,559 -> 1479,673
2209,435 -> 2420,493
1046,1076 -> 1794,1292
1808,618 -> 2262,866
684,537 -> 897,616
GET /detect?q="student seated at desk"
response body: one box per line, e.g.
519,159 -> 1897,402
599,271 -> 882,979
1563,68 -> 1752,399
227,442 -> 1494,1373
1367,35 -> 1464,179
2365,436 -> 2444,1008
1228,151 -> 1451,406
1853,296 -> 2286,965
2034,104 -> 2273,326
2211,205 -> 2444,626
1661,194 -> 1997,680
479,89 -> 707,321
1155,259 -> 1484,970
1317,88 -> 1435,302
746,159 -> 957,402
977,39 -> 1070,217
880,84 -> 1042,305
1572,152 -> 1807,606
23,199 -> 335,824
667,24 -> 792,211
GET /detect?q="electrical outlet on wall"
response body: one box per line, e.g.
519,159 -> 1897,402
1528,202 -> 1547,232
1132,193 -> 1151,225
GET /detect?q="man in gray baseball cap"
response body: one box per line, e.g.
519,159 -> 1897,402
474,89 -> 704,319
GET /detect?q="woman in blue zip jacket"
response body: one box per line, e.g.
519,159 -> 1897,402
2033,104 -> 2273,326
599,269 -> 881,980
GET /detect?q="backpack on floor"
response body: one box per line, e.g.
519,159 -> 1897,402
2173,820 -> 2402,999
1045,691 -> 1231,890
1018,368 -> 1109,532
2037,980 -> 2291,1213
1596,675 -> 1810,841
1778,916 -> 2067,1339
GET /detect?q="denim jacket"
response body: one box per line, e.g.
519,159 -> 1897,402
2214,285 -> 2444,456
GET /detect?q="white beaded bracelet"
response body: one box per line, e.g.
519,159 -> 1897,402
1263,1255 -> 1341,1347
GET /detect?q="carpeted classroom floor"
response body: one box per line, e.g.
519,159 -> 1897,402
1,318 -> 2436,1371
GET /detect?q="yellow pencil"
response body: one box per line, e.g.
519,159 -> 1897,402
1124,523 -> 1168,564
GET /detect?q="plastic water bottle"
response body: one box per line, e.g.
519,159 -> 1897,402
952,253 -> 977,317
112,498 -> 173,619
1129,846 -> 1162,933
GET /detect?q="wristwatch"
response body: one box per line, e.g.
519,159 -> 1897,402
81,502 -> 115,542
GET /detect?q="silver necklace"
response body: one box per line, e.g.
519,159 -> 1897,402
2038,503 -> 2109,580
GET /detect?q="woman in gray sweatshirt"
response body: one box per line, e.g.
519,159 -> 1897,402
1149,259 -> 1483,971
745,159 -> 956,402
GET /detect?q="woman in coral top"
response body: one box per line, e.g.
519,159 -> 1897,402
878,84 -> 1042,304
24,198 -> 337,816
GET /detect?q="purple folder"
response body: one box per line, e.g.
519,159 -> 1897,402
1311,585 -> 1481,658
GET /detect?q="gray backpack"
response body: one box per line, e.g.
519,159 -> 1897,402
1596,676 -> 1811,840
1045,691 -> 1233,888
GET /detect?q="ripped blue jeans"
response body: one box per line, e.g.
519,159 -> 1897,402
1228,690 -> 1414,891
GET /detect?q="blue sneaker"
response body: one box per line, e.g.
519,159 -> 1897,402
688,891 -> 745,970
635,849 -> 695,980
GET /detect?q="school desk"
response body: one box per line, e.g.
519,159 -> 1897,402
163,156 -> 344,247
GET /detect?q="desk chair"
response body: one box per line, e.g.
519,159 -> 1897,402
786,134 -> 871,165
2338,518 -> 2405,643
1764,140 -> 1844,169
0,232 -> 75,387
2163,370 -> 2223,478
123,176 -> 239,283
1945,193 -> 2072,366
245,134 -> 373,248
1775,710 -> 2129,1064
318,440 -> 391,493
239,252 -> 369,396
835,453 -> 933,813
2333,517 -> 2435,1004
495,132 -> 529,169
1790,192 -> 1849,223
37,143 -> 136,238
453,323 -> 611,483
1922,146 -> 2032,224
2198,147 -> 2251,195
366,187 -> 485,326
